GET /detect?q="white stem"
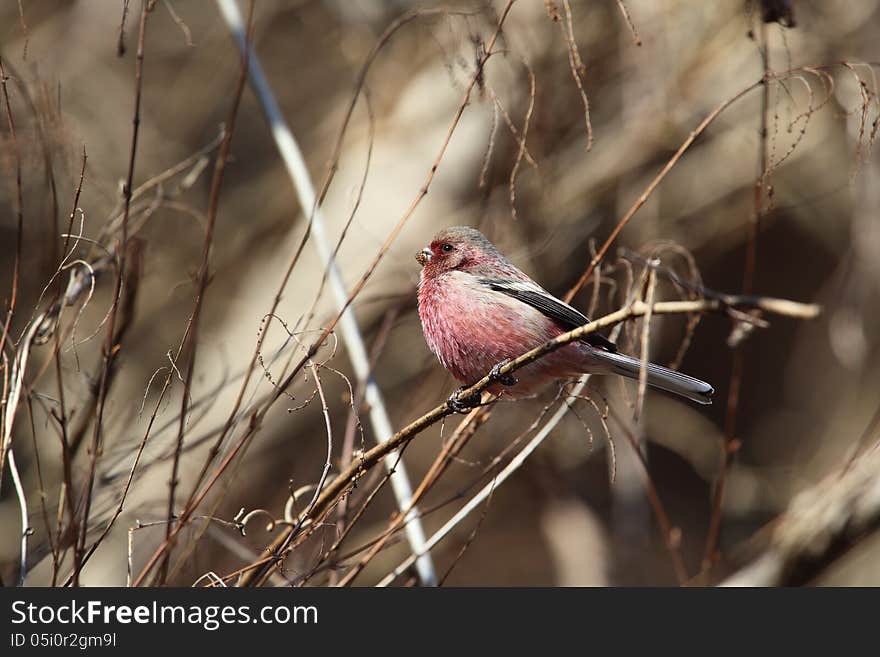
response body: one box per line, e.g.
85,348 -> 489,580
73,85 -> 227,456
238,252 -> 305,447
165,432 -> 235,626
2,318 -> 40,586
8,448 -> 29,587
216,0 -> 435,585
377,374 -> 592,587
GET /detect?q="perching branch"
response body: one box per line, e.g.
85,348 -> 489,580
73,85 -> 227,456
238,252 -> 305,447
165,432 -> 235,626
244,291 -> 820,582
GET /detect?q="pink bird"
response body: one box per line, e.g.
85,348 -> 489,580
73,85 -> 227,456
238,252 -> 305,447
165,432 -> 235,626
415,226 -> 713,410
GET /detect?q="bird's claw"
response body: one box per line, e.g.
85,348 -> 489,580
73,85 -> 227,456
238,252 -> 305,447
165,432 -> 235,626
489,359 -> 517,387
446,360 -> 516,414
447,387 -> 479,414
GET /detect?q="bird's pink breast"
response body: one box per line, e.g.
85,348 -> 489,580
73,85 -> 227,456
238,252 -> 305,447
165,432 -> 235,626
418,271 -> 598,397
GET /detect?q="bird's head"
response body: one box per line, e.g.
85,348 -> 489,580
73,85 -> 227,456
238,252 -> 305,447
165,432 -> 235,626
415,226 -> 502,278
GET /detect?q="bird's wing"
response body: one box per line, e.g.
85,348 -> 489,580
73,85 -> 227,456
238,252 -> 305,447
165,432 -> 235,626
479,278 -> 617,352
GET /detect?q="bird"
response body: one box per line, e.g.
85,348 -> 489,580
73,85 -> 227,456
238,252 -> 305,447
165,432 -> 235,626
415,226 -> 714,410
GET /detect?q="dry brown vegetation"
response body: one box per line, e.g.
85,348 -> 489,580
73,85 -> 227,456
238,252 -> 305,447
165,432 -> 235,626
1,0 -> 879,587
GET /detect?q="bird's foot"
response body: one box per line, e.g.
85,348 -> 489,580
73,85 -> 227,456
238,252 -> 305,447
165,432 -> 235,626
447,387 -> 480,414
489,359 -> 517,387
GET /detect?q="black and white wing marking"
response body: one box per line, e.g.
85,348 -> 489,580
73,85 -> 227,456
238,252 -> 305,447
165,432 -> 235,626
480,278 -> 617,352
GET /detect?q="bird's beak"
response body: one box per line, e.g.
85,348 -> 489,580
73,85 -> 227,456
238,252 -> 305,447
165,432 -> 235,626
415,247 -> 432,266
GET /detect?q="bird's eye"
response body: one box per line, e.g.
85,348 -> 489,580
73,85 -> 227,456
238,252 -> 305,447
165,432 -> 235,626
440,243 -> 454,253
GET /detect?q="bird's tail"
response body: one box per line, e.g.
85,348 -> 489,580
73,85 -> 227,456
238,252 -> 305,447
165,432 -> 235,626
589,350 -> 714,405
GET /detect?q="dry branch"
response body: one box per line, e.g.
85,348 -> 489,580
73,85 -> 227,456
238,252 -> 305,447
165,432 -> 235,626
705,20 -> 774,571
564,79 -> 764,301
721,444 -> 880,586
72,0 -> 155,585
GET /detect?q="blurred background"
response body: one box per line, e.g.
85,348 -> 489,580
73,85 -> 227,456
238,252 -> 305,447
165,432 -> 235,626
0,0 -> 878,586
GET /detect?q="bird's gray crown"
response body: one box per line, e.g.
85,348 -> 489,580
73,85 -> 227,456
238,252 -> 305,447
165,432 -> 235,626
432,226 -> 499,253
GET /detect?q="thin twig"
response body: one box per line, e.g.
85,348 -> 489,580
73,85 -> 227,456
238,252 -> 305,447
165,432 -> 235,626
437,481 -> 496,586
613,0 -> 642,46
608,405 -> 688,584
16,0 -> 29,59
703,22 -> 772,571
117,0 -> 131,56
278,361 -> 334,552
486,87 -> 538,168
154,0 -> 253,586
162,0 -> 194,47
635,264 -> 657,421
559,0 -> 594,150
72,0 -> 154,586
47,154 -> 87,563
1,320 -> 41,505
0,57 -> 25,413
509,61 -> 535,221
564,79 -> 764,301
26,397 -> 56,576
334,303 -> 400,560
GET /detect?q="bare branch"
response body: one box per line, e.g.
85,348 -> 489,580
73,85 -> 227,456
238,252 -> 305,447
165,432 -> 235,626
721,445 -> 880,586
